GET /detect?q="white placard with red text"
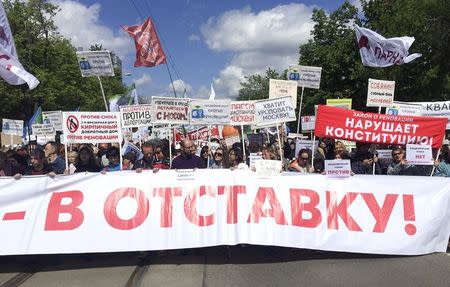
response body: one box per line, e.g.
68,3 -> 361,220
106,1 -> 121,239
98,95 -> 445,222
301,116 -> 316,131
229,101 -> 256,125
0,170 -> 449,256
151,97 -> 190,125
406,144 -> 433,165
62,112 -> 122,144
367,78 -> 395,107
325,159 -> 351,178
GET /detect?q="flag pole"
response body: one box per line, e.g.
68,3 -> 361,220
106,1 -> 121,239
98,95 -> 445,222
430,148 -> 440,177
169,124 -> 173,168
296,86 -> 305,134
165,63 -> 177,98
97,76 -> 109,111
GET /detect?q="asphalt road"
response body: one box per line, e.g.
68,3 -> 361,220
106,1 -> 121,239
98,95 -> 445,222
1,245 -> 449,287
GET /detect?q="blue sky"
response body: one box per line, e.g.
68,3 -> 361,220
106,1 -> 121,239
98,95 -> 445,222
51,0 -> 357,100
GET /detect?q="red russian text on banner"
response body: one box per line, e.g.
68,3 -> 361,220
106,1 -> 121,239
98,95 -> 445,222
122,17 -> 166,67
314,105 -> 447,149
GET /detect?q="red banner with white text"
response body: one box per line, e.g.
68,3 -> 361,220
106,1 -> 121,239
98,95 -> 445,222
315,105 -> 447,148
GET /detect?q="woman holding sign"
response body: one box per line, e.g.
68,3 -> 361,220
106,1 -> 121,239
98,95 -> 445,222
288,149 -> 314,173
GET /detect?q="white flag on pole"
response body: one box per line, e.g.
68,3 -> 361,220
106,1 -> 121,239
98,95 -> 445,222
354,25 -> 422,67
209,83 -> 216,100
0,2 -> 39,89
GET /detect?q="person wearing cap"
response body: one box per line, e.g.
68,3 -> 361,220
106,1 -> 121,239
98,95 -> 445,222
433,140 -> 450,177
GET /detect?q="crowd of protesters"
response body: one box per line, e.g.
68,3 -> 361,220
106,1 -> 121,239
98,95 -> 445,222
1,132 -> 450,178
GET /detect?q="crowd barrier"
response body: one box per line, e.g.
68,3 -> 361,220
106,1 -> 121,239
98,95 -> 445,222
0,170 -> 449,256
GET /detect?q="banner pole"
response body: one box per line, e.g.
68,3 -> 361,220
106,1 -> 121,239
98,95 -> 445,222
97,76 -> 109,112
169,124 -> 173,168
373,106 -> 382,175
9,134 -> 13,147
311,134 -> 316,168
64,142 -> 69,172
430,148 -> 440,176
241,124 -> 246,158
119,140 -> 123,171
276,124 -> 283,161
296,86 -> 305,134
207,125 -> 212,168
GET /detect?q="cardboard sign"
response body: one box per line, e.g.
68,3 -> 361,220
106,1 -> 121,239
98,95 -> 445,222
0,132 -> 21,147
325,159 -> 351,178
295,139 -> 318,157
151,97 -> 190,125
255,96 -> 296,127
31,124 -> 56,137
190,100 -> 230,125
230,101 -> 256,125
76,50 -> 114,77
367,79 -> 395,107
63,112 -> 122,143
255,160 -> 282,177
315,105 -> 447,149
377,149 -> 393,169
247,133 -> 264,147
326,98 -> 352,110
406,144 -> 433,165
1,118 -> 23,136
287,65 -> 322,89
120,104 -> 152,128
269,79 -> 298,106
151,126 -> 170,139
301,116 -> 316,131
42,111 -> 63,131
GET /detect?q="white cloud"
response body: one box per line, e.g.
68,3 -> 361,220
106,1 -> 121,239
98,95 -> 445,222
201,3 -> 315,98
188,34 -> 201,41
168,79 -> 192,97
135,73 -> 151,86
51,1 -> 132,58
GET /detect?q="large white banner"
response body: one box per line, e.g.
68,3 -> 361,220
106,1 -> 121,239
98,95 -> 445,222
190,100 -> 230,125
255,96 -> 296,127
1,170 -> 449,256
62,112 -> 122,144
151,97 -> 190,125
230,101 -> 256,125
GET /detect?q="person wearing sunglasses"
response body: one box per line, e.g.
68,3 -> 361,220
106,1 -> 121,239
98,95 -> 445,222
210,147 -> 228,169
288,149 -> 314,173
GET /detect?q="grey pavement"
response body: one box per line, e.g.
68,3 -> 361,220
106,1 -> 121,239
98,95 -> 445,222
1,246 -> 449,287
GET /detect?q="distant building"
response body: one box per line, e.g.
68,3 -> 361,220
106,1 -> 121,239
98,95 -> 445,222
112,55 -> 122,74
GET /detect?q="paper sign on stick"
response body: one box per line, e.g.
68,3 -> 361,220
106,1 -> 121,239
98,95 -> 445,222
406,144 -> 433,165
325,159 -> 351,178
151,97 -> 190,125
269,79 -> 298,106
120,104 -> 152,128
301,116 -> 316,131
287,65 -> 322,89
42,111 -> 63,131
2,119 -> 23,136
230,101 -> 256,125
76,50 -> 114,77
190,100 -> 230,125
367,78 -> 395,107
255,160 -> 282,178
255,96 -> 296,127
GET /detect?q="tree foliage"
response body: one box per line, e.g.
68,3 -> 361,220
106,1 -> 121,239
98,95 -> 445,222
0,0 -> 126,121
238,0 -> 450,116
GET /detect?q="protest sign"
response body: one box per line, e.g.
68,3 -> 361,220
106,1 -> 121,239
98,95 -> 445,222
31,124 -> 56,137
229,101 -> 256,125
287,65 -> 322,89
387,101 -> 423,117
406,144 -> 433,165
189,100 -> 230,125
287,133 -> 308,139
377,149 -> 393,170
225,135 -> 241,147
367,79 -> 395,107
255,96 -> 296,127
247,133 -> 264,147
0,132 -> 21,146
151,97 -> 190,125
325,159 -> 351,178
151,125 -> 170,139
409,100 -> 450,129
120,104 -> 152,128
1,170 -> 449,256
295,139 -> 318,156
269,79 -> 298,106
326,99 -> 352,110
1,118 -> 23,136
301,116 -> 316,131
173,126 -> 220,142
42,111 -> 63,131
315,105 -> 447,149
76,50 -> 114,77
249,153 -> 263,170
63,112 -> 122,144
255,160 -> 282,177
121,141 -> 144,161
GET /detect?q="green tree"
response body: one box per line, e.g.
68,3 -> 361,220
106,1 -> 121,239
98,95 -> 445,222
0,0 -> 126,122
237,68 -> 284,101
